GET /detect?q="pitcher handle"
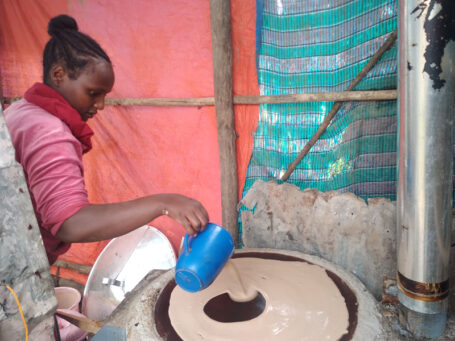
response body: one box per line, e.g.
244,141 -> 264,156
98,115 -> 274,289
184,234 -> 194,254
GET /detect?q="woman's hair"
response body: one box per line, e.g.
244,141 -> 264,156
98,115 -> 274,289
43,14 -> 111,84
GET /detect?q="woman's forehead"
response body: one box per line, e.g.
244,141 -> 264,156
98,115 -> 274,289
80,59 -> 114,90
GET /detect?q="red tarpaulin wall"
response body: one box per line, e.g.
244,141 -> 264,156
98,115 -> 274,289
0,0 -> 258,284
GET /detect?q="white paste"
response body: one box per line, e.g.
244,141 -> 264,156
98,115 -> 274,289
169,258 -> 349,340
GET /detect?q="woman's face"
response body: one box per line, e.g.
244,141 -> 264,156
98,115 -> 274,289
54,59 -> 115,121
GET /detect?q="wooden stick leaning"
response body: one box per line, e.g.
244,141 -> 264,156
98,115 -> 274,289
55,310 -> 103,334
2,90 -> 396,107
280,30 -> 398,182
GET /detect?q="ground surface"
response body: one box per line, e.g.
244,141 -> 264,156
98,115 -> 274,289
381,304 -> 455,340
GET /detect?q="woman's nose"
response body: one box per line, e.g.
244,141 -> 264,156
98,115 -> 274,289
94,96 -> 105,110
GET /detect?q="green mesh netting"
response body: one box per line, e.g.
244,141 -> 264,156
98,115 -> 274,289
244,0 -> 398,200
239,0 -> 399,241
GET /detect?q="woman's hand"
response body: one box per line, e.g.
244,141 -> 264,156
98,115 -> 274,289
159,194 -> 209,236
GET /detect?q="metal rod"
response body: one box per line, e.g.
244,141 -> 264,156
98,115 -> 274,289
397,0 -> 454,338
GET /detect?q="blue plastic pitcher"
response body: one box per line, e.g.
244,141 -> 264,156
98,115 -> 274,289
175,223 -> 234,292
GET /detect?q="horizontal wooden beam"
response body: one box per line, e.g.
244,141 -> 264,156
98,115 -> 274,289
234,90 -> 397,104
106,97 -> 214,106
51,275 -> 85,295
3,89 -> 397,107
53,260 -> 92,275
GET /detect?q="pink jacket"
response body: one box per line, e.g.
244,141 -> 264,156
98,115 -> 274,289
5,99 -> 90,264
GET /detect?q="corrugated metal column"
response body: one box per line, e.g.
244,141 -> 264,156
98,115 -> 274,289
397,0 -> 455,338
209,0 -> 239,245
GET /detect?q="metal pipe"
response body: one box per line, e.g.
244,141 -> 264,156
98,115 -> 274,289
397,0 -> 455,338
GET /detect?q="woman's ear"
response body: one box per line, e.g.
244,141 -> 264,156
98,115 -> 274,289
49,65 -> 67,87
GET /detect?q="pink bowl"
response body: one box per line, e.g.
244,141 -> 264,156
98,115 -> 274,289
54,287 -> 88,341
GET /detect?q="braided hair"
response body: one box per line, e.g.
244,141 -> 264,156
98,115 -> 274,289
43,14 -> 111,84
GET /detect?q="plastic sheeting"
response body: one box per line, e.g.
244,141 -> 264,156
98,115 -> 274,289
242,0 -> 398,206
0,0 -> 259,283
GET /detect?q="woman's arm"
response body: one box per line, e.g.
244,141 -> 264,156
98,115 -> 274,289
57,193 -> 209,243
10,113 -> 208,244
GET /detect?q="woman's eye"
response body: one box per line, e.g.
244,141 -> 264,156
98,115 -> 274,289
89,91 -> 98,97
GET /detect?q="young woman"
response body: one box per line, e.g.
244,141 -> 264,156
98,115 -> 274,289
4,14 -> 209,264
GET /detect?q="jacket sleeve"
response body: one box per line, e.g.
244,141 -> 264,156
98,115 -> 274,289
21,120 -> 90,236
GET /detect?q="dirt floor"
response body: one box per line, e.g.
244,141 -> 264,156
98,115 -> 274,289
381,304 -> 455,341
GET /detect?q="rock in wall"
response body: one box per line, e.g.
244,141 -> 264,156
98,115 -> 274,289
240,179 -> 397,300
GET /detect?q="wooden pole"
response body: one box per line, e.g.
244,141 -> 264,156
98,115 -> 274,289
209,0 -> 239,245
3,90 -> 397,107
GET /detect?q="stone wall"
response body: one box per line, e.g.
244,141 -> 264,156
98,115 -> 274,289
0,107 -> 56,340
240,179 -> 397,300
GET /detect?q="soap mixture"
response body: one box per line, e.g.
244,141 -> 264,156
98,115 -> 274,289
169,257 -> 349,340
